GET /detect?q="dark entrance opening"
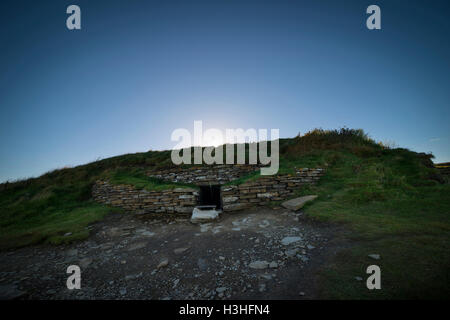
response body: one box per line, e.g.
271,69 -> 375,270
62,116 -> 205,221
198,185 -> 222,209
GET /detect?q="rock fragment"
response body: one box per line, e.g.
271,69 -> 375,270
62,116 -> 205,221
248,260 -> 269,269
157,258 -> 169,269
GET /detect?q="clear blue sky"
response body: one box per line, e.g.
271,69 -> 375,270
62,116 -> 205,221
1,0 -> 449,182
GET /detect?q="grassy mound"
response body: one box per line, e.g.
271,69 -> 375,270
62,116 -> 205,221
278,129 -> 450,299
0,150 -> 184,249
0,128 -> 449,299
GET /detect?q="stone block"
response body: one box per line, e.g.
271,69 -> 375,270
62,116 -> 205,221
179,194 -> 194,199
222,196 -> 238,203
281,195 -> 318,211
257,192 -> 278,198
223,203 -> 249,212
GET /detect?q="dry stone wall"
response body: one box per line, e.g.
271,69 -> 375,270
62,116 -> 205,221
92,181 -> 198,215
92,168 -> 324,215
148,164 -> 258,186
221,168 -> 324,211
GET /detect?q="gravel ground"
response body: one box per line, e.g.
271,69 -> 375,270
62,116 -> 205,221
0,207 -> 345,300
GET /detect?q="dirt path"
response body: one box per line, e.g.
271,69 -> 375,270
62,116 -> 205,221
0,207 -> 346,300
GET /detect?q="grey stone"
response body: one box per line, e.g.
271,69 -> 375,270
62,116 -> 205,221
281,195 -> 318,211
197,258 -> 208,271
258,220 -> 270,228
107,227 -> 122,237
135,228 -> 155,237
175,206 -> 195,214
125,272 -> 142,281
299,256 -> 309,263
127,242 -> 147,251
173,188 -> 197,192
179,194 -> 194,199
200,223 -> 213,233
285,249 -> 298,258
223,203 -> 249,212
257,192 -> 276,199
212,226 -> 223,234
174,247 -> 189,255
368,254 -> 380,260
157,258 -> 169,269
80,257 -> 93,268
248,260 -> 269,269
222,196 -> 238,203
281,236 -> 302,246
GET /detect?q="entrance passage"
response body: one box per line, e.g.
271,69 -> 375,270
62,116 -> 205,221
198,185 -> 222,209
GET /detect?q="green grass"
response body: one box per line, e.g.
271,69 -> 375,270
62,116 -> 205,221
274,129 -> 450,299
308,180 -> 450,299
0,185 -> 118,249
0,149 -> 194,249
0,149 -> 178,249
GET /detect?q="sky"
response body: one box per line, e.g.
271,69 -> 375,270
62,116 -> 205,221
0,0 -> 449,182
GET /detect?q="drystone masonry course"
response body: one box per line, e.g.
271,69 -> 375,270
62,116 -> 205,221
92,168 -> 324,214
220,168 -> 324,211
147,164 -> 259,186
92,181 -> 198,215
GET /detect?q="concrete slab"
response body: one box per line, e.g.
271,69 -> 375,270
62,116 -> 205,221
190,206 -> 221,223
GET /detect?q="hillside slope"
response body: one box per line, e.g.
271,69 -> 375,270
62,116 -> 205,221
1,128 -> 449,299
